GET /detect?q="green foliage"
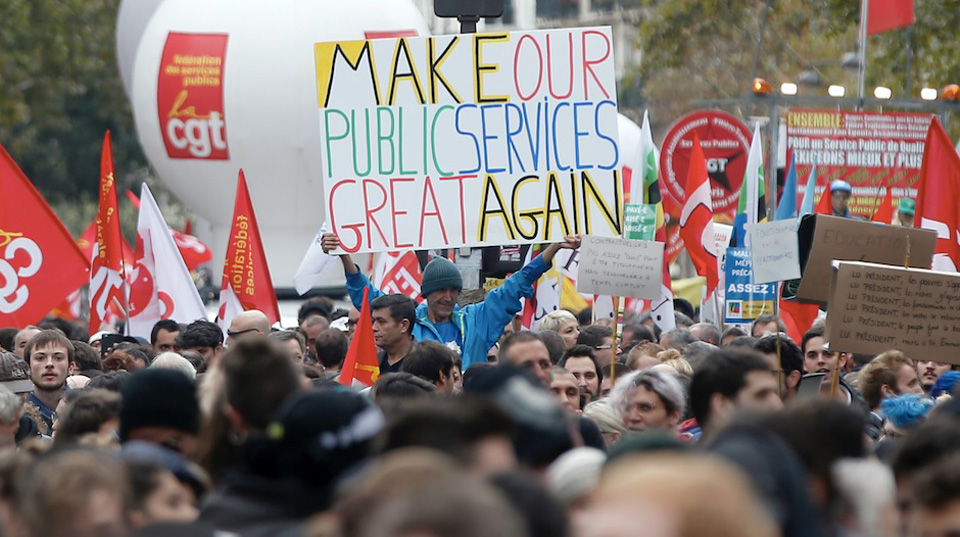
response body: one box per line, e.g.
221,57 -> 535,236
0,0 -> 149,211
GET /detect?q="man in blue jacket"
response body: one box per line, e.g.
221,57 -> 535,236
321,234 -> 581,369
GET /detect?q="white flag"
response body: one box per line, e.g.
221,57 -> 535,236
294,223 -> 336,296
128,184 -> 207,339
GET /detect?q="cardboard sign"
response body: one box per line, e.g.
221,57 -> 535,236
315,28 -> 622,253
748,220 -> 801,284
795,215 -> 936,305
623,204 -> 657,240
826,261 -> 960,364
576,236 -> 663,299
724,247 -> 776,323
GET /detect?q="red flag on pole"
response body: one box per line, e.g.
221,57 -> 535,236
0,143 -> 88,327
815,183 -> 833,215
89,132 -> 128,334
339,287 -> 380,387
867,0 -> 914,35
915,118 -> 960,272
217,170 -> 280,329
871,186 -> 894,223
679,134 -> 719,295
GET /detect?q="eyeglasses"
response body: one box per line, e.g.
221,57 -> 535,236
227,327 -> 262,338
594,345 -> 613,350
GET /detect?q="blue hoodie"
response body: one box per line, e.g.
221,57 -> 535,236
345,254 -> 551,369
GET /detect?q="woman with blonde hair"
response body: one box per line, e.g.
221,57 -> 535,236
539,310 -> 580,349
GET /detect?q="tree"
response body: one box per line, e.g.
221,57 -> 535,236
0,0 -> 150,235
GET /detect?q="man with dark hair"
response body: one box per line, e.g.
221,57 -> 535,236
621,324 -> 654,349
71,340 -> 103,378
297,297 -> 331,326
550,366 -> 581,413
300,314 -> 330,361
539,331 -> 567,365
323,233 -> 581,369
559,345 -> 602,403
23,330 -> 75,435
371,294 -> 418,374
576,324 -> 616,367
175,319 -> 223,366
403,340 -> 458,393
660,327 -> 698,352
600,362 -> 630,398
0,328 -> 17,353
754,334 -> 804,403
690,322 -> 721,346
689,348 -> 783,438
315,328 -> 348,378
892,419 -> 960,531
120,368 -> 200,455
751,314 -> 786,338
913,453 -> 960,537
721,326 -> 748,347
150,319 -> 181,354
801,326 -> 848,375
372,372 -> 438,400
500,332 -> 552,387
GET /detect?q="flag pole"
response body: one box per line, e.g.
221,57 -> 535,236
857,0 -> 869,102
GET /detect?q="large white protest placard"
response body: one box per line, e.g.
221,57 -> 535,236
315,28 -> 622,253
576,236 -> 663,299
747,220 -> 801,284
826,261 -> 960,364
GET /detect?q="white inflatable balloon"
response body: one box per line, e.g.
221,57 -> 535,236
128,0 -> 430,289
116,0 -> 165,96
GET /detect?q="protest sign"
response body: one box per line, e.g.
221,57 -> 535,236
724,247 -> 776,324
826,261 -> 960,363
795,215 -> 935,305
786,110 -> 932,218
315,28 -> 622,253
747,220 -> 801,284
623,203 -> 657,240
576,235 -> 662,299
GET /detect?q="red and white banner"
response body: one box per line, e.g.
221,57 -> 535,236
156,32 -> 229,160
124,190 -> 212,270
373,251 -> 423,303
128,184 -> 207,339
218,170 -> 279,330
679,134 -> 720,295
89,132 -> 128,334
786,109 -> 932,218
0,143 -> 89,327
915,118 -> 960,272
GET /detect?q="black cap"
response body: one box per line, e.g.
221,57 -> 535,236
119,369 -> 199,441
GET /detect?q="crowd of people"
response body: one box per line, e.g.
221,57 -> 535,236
0,238 -> 956,537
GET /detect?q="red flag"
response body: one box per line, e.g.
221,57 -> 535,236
339,287 -> 380,387
373,250 -> 423,303
0,143 -> 89,327
915,118 -> 960,272
815,182 -> 833,215
867,0 -> 914,35
89,132 -> 129,334
218,170 -> 280,329
679,134 -> 719,295
871,186 -> 894,223
780,296 -> 819,343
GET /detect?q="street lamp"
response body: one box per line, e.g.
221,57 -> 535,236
874,86 -> 892,99
921,88 -> 939,101
781,82 -> 798,95
828,85 -> 846,97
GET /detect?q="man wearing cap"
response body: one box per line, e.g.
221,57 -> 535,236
829,180 -> 861,219
119,368 -> 200,455
322,233 -> 582,368
897,198 -> 915,227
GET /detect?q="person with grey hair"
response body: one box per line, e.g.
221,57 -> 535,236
682,341 -> 719,371
660,328 -> 698,352
690,323 -> 721,346
150,352 -> 198,379
268,330 -> 307,364
583,398 -> 629,447
0,384 -> 20,447
609,369 -> 686,434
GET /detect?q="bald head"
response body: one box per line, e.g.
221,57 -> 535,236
227,310 -> 271,346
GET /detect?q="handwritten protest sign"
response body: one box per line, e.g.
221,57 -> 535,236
795,215 -> 935,305
576,235 -> 662,299
314,28 -> 622,253
826,261 -> 960,363
747,220 -> 801,284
